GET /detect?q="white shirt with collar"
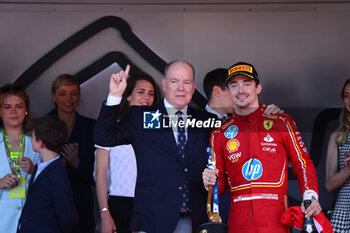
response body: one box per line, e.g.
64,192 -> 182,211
163,98 -> 188,144
34,156 -> 60,182
205,104 -> 227,120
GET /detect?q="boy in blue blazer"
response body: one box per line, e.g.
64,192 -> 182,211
17,116 -> 76,233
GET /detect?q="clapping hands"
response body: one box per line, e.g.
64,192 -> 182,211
61,143 -> 79,168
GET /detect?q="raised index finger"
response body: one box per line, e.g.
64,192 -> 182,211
124,65 -> 130,78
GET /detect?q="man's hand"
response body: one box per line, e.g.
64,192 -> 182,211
202,168 -> 218,188
263,104 -> 284,115
109,65 -> 130,97
301,199 -> 322,218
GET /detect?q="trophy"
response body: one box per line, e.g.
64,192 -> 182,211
301,200 -> 317,233
197,147 -> 228,233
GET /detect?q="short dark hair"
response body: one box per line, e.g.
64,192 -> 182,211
33,116 -> 67,153
203,68 -> 228,100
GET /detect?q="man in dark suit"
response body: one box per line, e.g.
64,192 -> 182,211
94,61 -> 219,233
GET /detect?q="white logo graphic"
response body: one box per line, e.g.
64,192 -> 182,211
143,110 -> 161,129
262,147 -> 276,153
228,152 -> 241,162
144,110 -> 222,130
264,134 -> 274,142
151,110 -> 162,122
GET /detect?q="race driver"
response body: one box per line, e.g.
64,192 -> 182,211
202,62 -> 322,233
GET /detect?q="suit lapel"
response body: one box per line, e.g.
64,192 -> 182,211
29,159 -> 58,192
27,164 -> 38,194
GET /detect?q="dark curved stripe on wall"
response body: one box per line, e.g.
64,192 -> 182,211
14,15 -> 207,108
287,108 -> 341,180
309,108 -> 341,167
15,16 -> 162,86
74,51 -> 142,84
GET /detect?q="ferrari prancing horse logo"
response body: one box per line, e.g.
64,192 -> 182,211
263,120 -> 273,130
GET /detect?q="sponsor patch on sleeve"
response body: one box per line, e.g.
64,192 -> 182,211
224,125 -> 238,139
226,139 -> 240,153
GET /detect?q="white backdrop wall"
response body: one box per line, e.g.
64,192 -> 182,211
1,1 -> 350,210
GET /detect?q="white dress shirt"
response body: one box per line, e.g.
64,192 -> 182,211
34,156 -> 60,181
163,98 -> 188,144
205,104 -> 227,120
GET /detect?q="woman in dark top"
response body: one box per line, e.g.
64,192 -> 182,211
95,73 -> 160,233
49,74 -> 95,233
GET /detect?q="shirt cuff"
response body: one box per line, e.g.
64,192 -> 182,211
303,190 -> 318,201
106,94 -> 122,106
95,145 -> 112,151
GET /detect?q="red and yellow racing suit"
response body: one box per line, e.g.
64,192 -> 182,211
211,105 -> 318,233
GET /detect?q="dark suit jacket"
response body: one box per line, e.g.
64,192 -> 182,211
94,101 -> 216,233
18,158 -> 76,233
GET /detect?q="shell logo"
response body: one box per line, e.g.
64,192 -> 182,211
226,139 -> 240,153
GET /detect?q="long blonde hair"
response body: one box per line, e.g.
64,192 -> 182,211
336,79 -> 350,145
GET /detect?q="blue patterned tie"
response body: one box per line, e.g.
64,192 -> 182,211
176,111 -> 186,161
176,111 -> 190,213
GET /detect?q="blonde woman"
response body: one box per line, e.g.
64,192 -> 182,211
325,79 -> 350,232
49,74 -> 95,233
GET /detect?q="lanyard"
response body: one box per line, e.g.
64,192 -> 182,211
2,129 -> 24,177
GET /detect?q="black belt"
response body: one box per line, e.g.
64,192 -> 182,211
180,211 -> 191,217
